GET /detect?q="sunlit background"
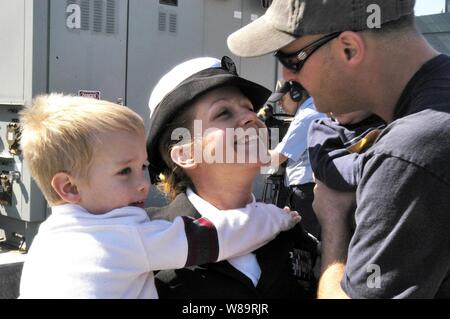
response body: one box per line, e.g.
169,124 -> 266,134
415,0 -> 446,16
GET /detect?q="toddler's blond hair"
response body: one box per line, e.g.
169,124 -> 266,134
20,94 -> 145,205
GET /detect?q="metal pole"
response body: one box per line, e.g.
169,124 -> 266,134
447,0 -> 450,13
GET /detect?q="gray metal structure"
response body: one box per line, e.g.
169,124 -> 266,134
0,0 -> 49,251
0,0 -> 278,252
417,12 -> 450,55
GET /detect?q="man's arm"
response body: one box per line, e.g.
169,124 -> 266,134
312,180 -> 355,299
317,227 -> 351,298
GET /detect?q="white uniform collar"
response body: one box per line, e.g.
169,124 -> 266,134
186,188 -> 256,215
185,188 -> 261,287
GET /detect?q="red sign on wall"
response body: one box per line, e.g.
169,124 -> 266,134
78,90 -> 101,99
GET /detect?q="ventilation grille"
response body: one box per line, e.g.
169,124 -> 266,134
105,0 -> 116,34
169,13 -> 177,34
158,9 -> 177,35
158,11 -> 167,32
160,0 -> 178,6
93,0 -> 103,32
80,0 -> 90,31
66,0 -> 116,35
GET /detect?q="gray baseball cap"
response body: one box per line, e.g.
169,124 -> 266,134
227,0 -> 416,57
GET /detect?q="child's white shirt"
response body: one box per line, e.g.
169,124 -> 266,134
19,202 -> 294,299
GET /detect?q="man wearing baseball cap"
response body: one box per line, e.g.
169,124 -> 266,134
228,0 -> 450,299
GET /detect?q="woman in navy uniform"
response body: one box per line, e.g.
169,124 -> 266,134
146,56 -> 319,299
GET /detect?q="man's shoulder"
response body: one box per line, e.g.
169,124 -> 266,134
367,108 -> 450,184
376,108 -> 450,152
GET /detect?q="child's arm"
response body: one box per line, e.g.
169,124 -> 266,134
308,117 -> 385,192
308,119 -> 361,191
138,204 -> 300,271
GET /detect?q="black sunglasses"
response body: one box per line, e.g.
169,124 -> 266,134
274,32 -> 341,73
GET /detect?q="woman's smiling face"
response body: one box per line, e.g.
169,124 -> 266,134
190,86 -> 270,169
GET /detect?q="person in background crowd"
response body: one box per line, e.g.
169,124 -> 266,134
268,81 -> 326,238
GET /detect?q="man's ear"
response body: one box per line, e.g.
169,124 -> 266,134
51,172 -> 81,204
337,31 -> 365,65
170,144 -> 197,171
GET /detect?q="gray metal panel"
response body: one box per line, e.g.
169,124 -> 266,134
240,0 -> 276,93
203,0 -> 243,70
202,0 -> 277,92
127,0 -> 204,129
127,0 -> 205,207
49,0 -> 128,104
31,0 -> 50,99
423,33 -> 450,55
0,0 -> 49,250
417,13 -> 450,56
417,13 -> 450,33
0,0 -> 26,104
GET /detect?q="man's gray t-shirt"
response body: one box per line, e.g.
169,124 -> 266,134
342,54 -> 450,298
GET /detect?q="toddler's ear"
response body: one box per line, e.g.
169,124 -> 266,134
51,172 -> 81,204
170,144 -> 197,171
